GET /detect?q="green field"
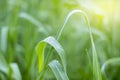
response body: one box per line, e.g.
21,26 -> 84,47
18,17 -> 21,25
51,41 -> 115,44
0,0 -> 120,80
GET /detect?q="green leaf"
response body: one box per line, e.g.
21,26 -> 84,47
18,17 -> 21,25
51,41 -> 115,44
36,36 -> 66,73
101,58 -> 120,77
19,12 -> 46,34
56,9 -> 102,80
0,27 -> 8,53
10,63 -> 22,80
49,60 -> 69,80
0,54 -> 21,80
0,53 -> 8,74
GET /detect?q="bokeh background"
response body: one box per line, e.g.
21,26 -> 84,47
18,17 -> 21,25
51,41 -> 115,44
0,0 -> 120,80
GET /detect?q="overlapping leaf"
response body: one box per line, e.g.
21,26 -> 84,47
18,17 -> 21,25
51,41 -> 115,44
0,53 -> 21,80
49,60 -> 69,80
36,36 -> 66,73
56,9 -> 102,80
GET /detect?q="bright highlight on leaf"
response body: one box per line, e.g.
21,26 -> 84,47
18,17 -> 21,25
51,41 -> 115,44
36,36 -> 66,73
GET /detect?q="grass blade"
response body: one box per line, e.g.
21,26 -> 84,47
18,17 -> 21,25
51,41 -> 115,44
56,9 -> 102,80
0,53 -> 8,74
0,53 -> 21,80
49,60 -> 69,80
19,12 -> 46,33
1,27 -> 8,53
101,58 -> 120,79
36,36 -> 66,73
10,63 -> 22,80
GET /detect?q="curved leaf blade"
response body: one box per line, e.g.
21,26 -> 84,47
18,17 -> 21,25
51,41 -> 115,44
36,36 -> 66,73
101,58 -> 120,76
56,9 -> 102,80
49,60 -> 69,80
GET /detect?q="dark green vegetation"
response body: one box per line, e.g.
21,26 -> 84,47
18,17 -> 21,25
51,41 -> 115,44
0,0 -> 120,80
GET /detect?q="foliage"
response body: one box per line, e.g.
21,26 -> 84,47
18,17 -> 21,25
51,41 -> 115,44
0,0 -> 120,80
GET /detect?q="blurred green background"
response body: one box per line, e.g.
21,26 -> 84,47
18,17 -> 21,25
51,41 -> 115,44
0,0 -> 120,80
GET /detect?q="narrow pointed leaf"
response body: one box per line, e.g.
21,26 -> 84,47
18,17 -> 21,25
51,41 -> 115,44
19,12 -> 46,33
49,60 -> 69,80
56,9 -> 102,80
1,27 -> 8,53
